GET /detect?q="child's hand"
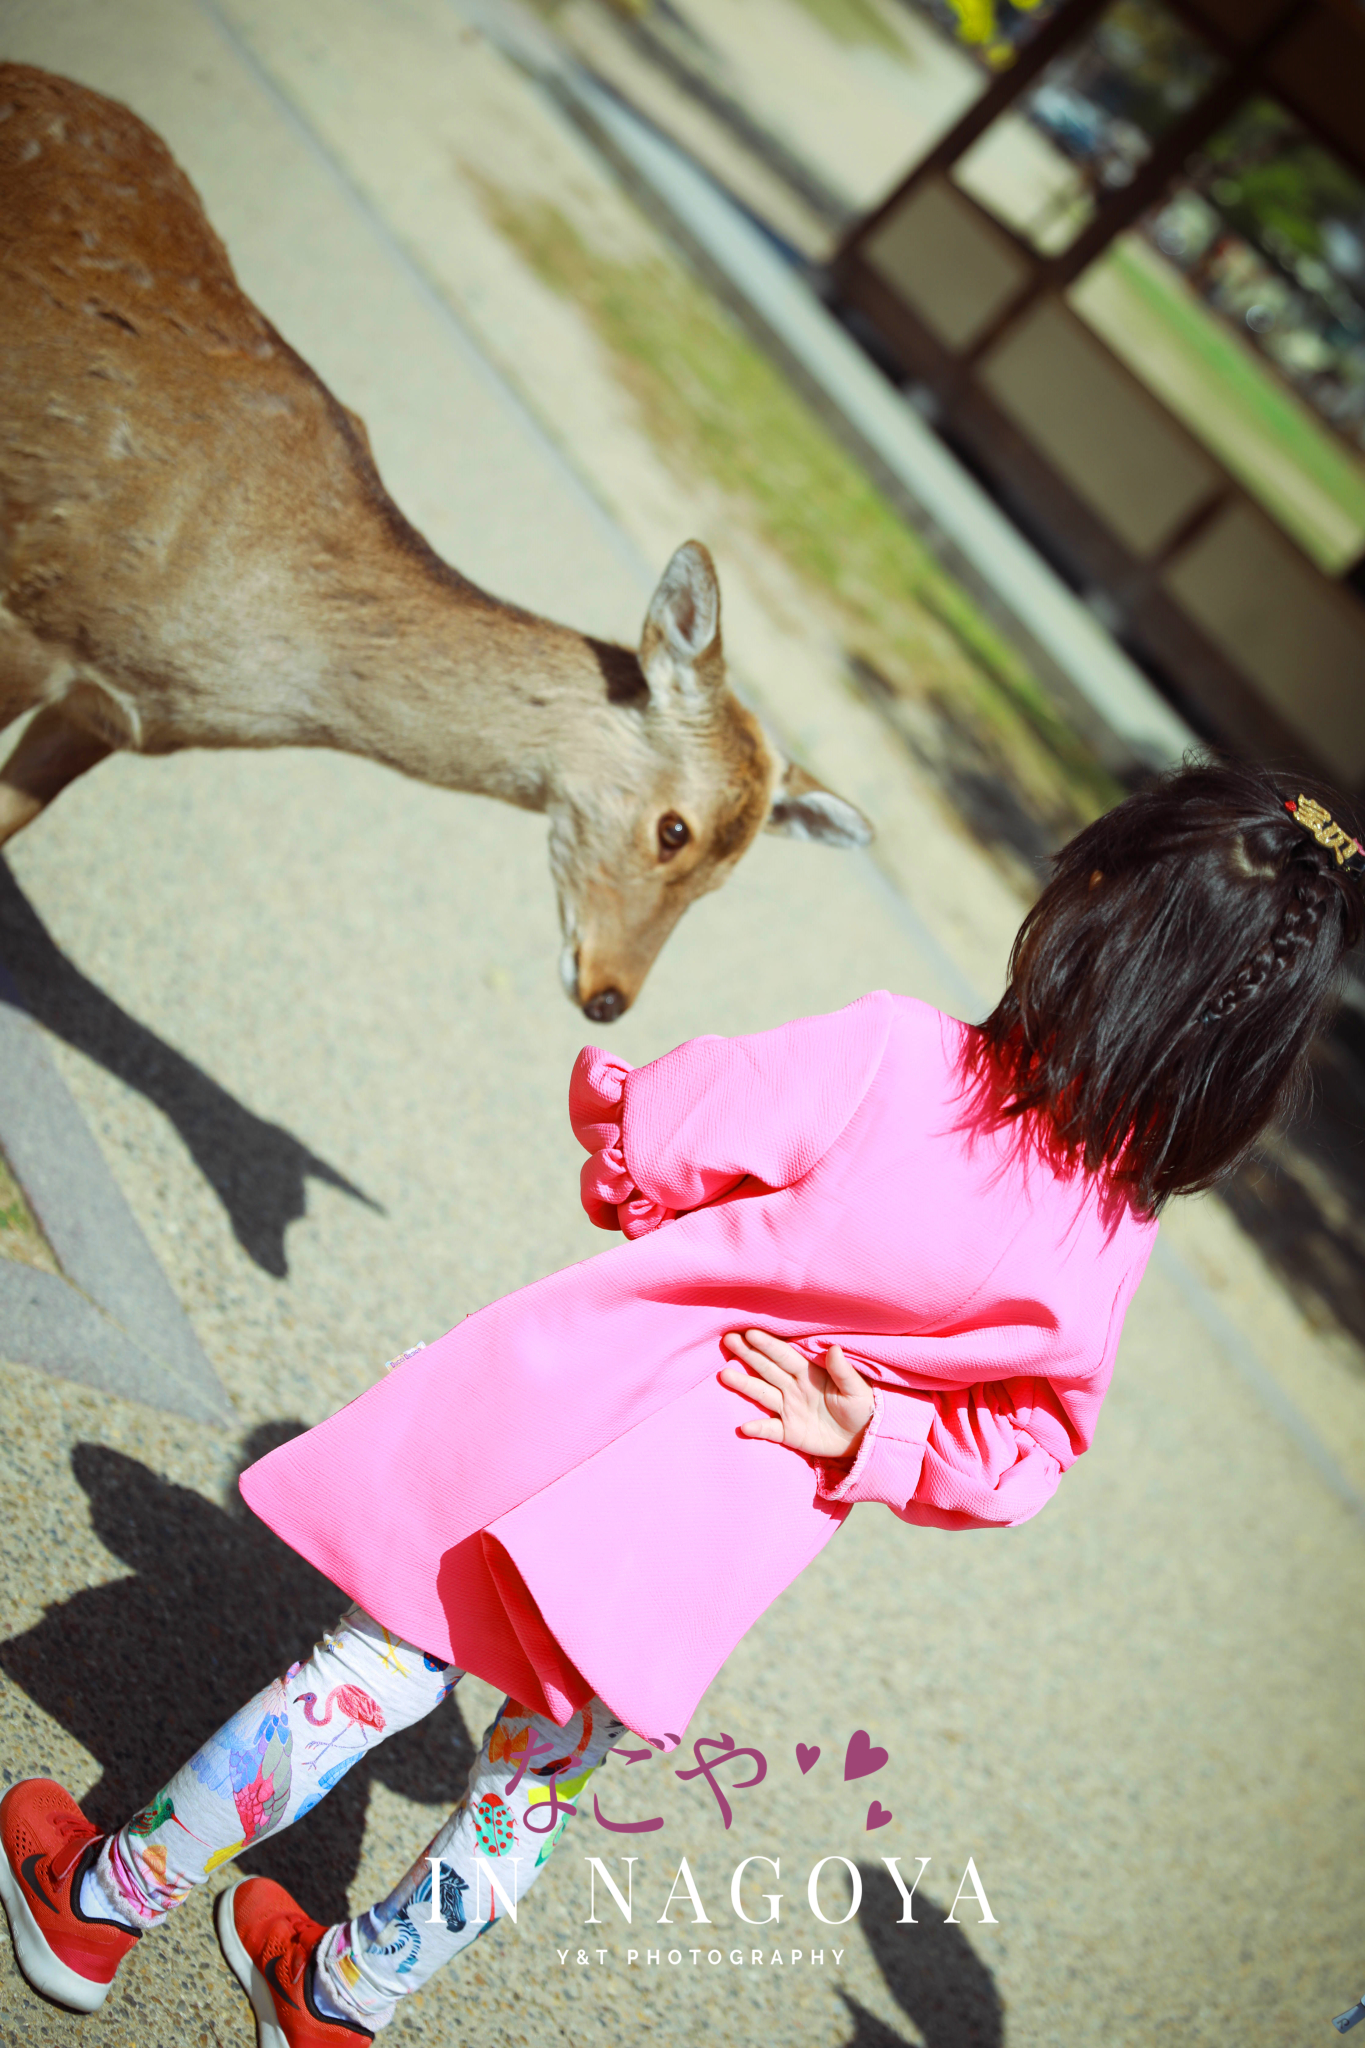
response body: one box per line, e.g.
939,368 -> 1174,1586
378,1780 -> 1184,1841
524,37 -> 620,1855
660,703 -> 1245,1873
719,1330 -> 875,1463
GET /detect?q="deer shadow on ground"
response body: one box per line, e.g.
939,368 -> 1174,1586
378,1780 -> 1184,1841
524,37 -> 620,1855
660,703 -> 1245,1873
0,1425 -> 474,1925
0,858 -> 377,1277
839,1860 -> 1003,2048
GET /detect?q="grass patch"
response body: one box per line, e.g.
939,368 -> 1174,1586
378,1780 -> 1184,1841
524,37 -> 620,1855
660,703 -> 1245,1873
1085,238 -> 1365,567
0,1148 -> 60,1276
483,188 -> 1121,845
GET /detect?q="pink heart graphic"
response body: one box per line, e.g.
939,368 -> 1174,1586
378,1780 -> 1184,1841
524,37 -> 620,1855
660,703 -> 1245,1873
795,1743 -> 820,1775
844,1730 -> 889,1781
866,1800 -> 893,1831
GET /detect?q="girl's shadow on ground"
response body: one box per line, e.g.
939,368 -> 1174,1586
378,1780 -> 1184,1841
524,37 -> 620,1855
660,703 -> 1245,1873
0,1425 -> 475,1925
2,1433 -> 1004,2036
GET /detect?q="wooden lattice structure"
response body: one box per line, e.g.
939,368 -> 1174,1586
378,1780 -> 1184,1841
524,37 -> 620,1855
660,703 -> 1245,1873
829,0 -> 1365,782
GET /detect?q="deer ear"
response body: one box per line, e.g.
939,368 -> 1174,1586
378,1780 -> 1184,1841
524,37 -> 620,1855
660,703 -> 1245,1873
640,541 -> 722,695
766,760 -> 873,847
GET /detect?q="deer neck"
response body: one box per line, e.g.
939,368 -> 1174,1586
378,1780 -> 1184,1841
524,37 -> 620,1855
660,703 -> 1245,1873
300,548 -> 633,812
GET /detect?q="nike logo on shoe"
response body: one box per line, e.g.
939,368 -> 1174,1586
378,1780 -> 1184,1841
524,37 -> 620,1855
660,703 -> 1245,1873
264,1949 -> 303,2011
20,1852 -> 58,1917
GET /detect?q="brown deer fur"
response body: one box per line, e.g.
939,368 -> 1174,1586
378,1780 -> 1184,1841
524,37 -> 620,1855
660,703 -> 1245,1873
0,65 -> 869,1018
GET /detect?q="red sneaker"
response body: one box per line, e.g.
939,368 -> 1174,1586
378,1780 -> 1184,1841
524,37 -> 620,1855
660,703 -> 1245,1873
0,1778 -> 140,2011
215,1877 -> 374,2045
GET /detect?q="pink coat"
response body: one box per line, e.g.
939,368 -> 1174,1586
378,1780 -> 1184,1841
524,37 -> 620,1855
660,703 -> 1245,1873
240,994 -> 1156,1742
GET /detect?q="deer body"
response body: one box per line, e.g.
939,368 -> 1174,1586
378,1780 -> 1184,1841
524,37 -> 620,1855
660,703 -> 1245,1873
0,65 -> 868,1016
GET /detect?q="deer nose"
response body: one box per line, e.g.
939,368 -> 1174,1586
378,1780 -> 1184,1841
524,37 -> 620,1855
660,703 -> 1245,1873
583,987 -> 626,1024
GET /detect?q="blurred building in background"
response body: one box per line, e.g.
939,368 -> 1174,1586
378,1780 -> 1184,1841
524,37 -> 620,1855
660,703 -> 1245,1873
828,0 -> 1365,787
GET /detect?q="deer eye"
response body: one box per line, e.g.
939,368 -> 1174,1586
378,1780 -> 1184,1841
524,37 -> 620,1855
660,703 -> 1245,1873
657,812 -> 691,858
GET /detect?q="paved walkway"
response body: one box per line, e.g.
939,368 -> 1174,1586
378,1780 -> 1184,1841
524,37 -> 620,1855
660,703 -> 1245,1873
0,6 -> 1361,2047
456,0 -> 1197,780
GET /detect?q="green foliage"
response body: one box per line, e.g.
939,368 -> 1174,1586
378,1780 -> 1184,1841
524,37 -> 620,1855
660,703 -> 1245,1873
937,0 -> 1051,58
1204,98 -> 1365,269
1084,0 -> 1220,139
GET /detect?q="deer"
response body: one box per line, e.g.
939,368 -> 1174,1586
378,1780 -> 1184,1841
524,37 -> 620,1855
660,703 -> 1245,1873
0,64 -> 871,1023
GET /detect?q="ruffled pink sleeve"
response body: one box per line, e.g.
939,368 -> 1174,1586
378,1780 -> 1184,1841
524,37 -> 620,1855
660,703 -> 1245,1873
569,995 -> 894,1239
569,1048 -> 676,1238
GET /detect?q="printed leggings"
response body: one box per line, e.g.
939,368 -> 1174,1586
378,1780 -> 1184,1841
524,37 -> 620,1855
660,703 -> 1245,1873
91,1606 -> 624,2031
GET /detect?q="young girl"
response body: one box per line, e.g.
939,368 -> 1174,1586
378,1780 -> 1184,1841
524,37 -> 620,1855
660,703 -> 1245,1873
3,763 -> 1360,2045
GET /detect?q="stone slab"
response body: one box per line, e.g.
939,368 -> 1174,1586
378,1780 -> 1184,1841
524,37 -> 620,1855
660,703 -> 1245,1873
0,963 -> 233,1425
0,1263 -> 229,1427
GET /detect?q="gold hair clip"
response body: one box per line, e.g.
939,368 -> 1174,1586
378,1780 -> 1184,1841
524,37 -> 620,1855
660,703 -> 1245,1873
1285,796 -> 1365,874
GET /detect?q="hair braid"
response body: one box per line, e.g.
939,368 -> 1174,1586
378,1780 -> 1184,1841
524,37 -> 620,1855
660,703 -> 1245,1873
971,760 -> 1365,1211
1203,858 -> 1338,1024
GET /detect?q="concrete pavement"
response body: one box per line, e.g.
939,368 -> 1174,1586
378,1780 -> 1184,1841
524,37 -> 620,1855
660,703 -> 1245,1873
0,5 -> 1362,2045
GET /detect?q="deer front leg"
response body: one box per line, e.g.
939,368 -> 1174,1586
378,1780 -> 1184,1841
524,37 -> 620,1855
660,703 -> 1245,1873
0,701 -> 115,845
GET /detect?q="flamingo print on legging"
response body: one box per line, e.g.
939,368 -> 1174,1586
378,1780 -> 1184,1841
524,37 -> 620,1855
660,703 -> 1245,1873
293,1685 -> 386,1769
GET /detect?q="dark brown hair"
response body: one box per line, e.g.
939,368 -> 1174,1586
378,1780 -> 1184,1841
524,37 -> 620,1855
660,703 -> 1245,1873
968,760 -> 1364,1214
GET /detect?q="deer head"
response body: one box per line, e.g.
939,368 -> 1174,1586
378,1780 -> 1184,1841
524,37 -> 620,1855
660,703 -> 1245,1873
550,542 -> 871,1021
